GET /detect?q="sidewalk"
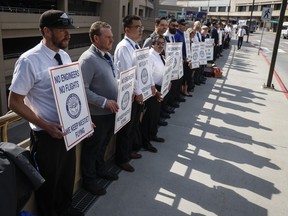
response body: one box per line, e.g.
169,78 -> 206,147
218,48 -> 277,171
84,39 -> 288,216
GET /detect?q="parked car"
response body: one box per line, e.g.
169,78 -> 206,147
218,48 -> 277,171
281,22 -> 288,39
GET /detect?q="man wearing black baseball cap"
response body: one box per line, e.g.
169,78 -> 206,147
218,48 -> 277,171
9,9 -> 78,216
177,18 -> 188,26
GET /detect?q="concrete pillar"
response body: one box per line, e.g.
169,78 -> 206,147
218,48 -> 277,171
0,27 -> 8,115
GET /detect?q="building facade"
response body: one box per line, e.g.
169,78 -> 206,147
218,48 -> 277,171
0,0 -> 156,115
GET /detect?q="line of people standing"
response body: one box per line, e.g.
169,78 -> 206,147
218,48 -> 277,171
8,9 -> 232,216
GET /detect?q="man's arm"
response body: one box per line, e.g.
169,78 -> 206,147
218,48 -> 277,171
8,91 -> 65,139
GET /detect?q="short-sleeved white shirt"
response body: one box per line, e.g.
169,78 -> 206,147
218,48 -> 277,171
9,41 -> 72,131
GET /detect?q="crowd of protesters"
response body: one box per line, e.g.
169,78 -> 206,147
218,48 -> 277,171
8,9 -> 234,216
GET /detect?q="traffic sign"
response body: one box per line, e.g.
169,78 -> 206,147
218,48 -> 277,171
270,19 -> 279,23
262,7 -> 272,21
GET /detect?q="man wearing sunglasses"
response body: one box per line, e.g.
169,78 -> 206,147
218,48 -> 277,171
8,10 -> 78,216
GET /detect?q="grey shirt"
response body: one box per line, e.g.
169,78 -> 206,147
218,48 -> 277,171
79,45 -> 118,116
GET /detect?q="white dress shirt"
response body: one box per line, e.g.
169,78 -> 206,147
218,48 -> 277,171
114,35 -> 142,95
149,49 -> 165,86
164,30 -> 175,43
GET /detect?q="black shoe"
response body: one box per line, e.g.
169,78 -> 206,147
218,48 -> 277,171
163,106 -> 175,114
195,82 -> 201,86
160,112 -> 170,119
119,162 -> 135,172
98,172 -> 119,181
62,206 -> 84,216
158,119 -> 168,126
177,97 -> 186,102
170,102 -> 180,108
151,136 -> 165,143
144,144 -> 158,153
83,182 -> 106,196
200,80 -> 206,84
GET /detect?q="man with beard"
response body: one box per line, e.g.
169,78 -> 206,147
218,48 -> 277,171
8,10 -> 78,216
164,18 -> 178,43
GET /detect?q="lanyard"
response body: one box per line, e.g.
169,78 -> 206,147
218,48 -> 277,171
125,38 -> 139,50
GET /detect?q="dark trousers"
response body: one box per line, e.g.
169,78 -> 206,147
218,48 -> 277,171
30,130 -> 76,216
116,101 -> 142,164
238,37 -> 244,49
168,78 -> 182,105
141,93 -> 162,146
81,114 -> 115,183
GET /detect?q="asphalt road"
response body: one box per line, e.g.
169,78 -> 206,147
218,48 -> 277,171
248,30 -> 288,89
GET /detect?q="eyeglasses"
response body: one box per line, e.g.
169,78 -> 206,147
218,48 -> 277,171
156,42 -> 165,46
129,25 -> 144,31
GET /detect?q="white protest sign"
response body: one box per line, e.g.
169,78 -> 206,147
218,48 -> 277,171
184,31 -> 192,60
114,67 -> 136,134
199,42 -> 207,65
165,42 -> 182,80
191,42 -> 200,69
178,54 -> 184,79
49,62 -> 94,151
218,30 -> 223,45
136,48 -> 152,102
205,38 -> 214,61
161,55 -> 173,98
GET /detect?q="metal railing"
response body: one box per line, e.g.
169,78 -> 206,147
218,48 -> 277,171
0,111 -> 22,142
0,6 -> 46,14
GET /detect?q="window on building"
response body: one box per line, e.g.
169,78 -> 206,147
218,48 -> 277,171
68,33 -> 91,50
218,7 -> 226,12
139,9 -> 144,17
209,7 -> 216,12
261,5 -> 271,11
249,5 -> 258,11
134,7 -> 137,15
3,36 -> 41,60
68,0 -> 100,16
274,4 -> 281,10
122,5 -> 126,17
200,7 -> 208,12
238,6 -> 246,12
0,0 -> 57,12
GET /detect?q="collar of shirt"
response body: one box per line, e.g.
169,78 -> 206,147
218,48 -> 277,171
124,35 -> 139,49
40,40 -> 60,61
92,44 -> 106,57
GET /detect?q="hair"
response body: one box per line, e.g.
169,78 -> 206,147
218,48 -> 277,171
123,15 -> 141,29
168,18 -> 177,25
194,21 -> 201,28
151,34 -> 165,45
89,21 -> 111,42
155,16 -> 167,25
187,27 -> 196,35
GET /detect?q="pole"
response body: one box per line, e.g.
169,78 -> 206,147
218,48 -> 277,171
246,0 -> 255,42
258,21 -> 266,55
227,0 -> 231,24
206,0 -> 210,22
266,0 -> 287,88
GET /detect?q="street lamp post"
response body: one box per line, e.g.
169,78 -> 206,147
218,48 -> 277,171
266,0 -> 287,88
227,0 -> 231,24
246,0 -> 255,42
206,0 -> 210,23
